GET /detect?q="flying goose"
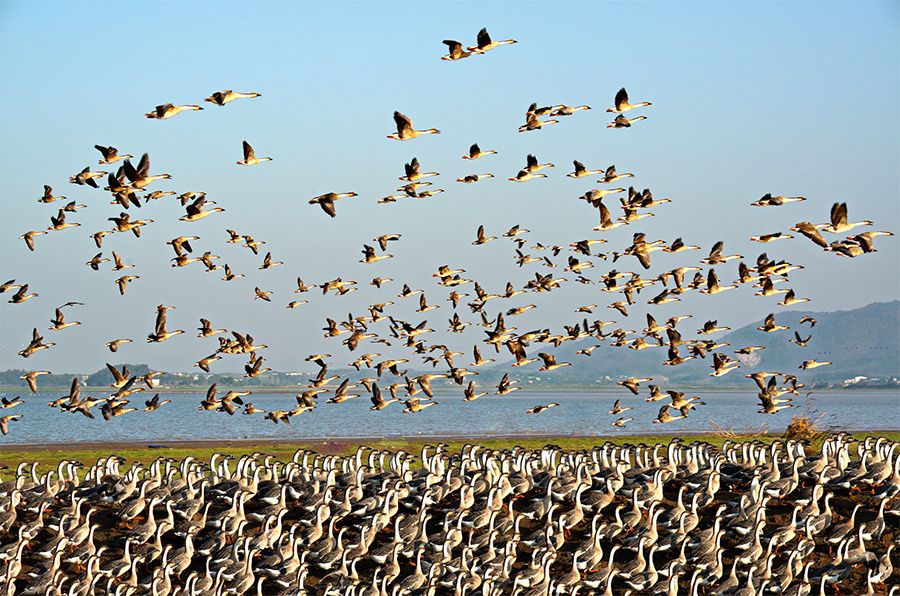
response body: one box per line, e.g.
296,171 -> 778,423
360,244 -> 392,263
457,173 -> 494,183
8,284 -> 38,304
145,103 -> 203,119
143,394 -> 171,412
509,169 -> 548,182
147,305 -> 184,342
49,306 -> 81,331
526,403 -> 559,414
518,112 -> 559,132
94,145 -> 133,164
259,251 -> 284,269
106,338 -> 133,352
309,192 -> 357,217
20,370 -> 51,392
538,353 -> 571,371
236,140 -> 272,166
37,185 -> 65,203
472,225 -> 497,245
550,104 -> 591,116
402,397 -> 437,413
180,196 -> 224,222
568,160 -> 603,178
617,377 -> 652,395
441,40 -> 471,60
388,111 -> 440,140
462,143 -> 497,159
790,221 -> 829,249
19,328 -> 55,357
607,88 -> 652,113
757,313 -> 789,332
608,114 -> 647,128
0,415 -> 21,435
799,359 -> 831,370
254,287 -> 273,301
751,193 -> 806,207
20,230 -> 47,251
597,165 -> 633,183
69,166 -> 107,187
122,153 -> 171,189
47,210 -> 80,231
204,90 -> 261,105
777,289 -> 810,306
467,28 -> 517,53
818,202 -> 873,234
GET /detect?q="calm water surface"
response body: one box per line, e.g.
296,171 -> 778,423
1,390 -> 897,445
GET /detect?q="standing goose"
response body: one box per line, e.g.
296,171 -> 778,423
204,89 -> 261,105
236,140 -> 272,165
467,27 -> 517,53
387,111 -> 440,140
441,40 -> 471,60
145,103 -> 203,119
607,87 -> 652,113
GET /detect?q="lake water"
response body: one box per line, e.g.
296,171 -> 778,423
1,390 -> 897,446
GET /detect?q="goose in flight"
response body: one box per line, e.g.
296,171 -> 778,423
388,111 -> 440,140
143,394 -> 171,412
653,404 -> 688,424
700,241 -> 742,264
617,377 -> 652,395
221,264 -> 244,281
204,89 -> 261,106
123,153 -> 171,189
799,359 -> 831,370
147,305 -> 184,342
608,114 -> 647,128
259,251 -> 284,270
115,275 -> 139,296
612,416 -> 633,427
790,221 -> 829,249
472,225 -> 497,245
777,289 -> 810,306
496,373 -> 520,395
568,160 -> 603,178
818,202 -> 873,234
441,40 -> 471,60
608,399 -> 632,415
509,169 -> 548,182
49,306 -> 81,331
8,284 -> 38,304
550,104 -> 591,116
462,143 -> 497,160
360,244 -> 392,264
400,157 -> 438,181
369,383 -> 399,410
69,166 -> 107,187
463,381 -> 487,401
526,403 -> 559,414
789,331 -> 812,347
751,193 -> 806,207
518,112 -> 558,132
20,370 -> 51,392
94,145 -> 133,164
20,230 -> 47,251
236,140 -> 272,166
457,173 -> 494,183
37,185 -> 65,203
19,328 -> 54,357
538,353 -> 571,371
0,415 -> 21,435
145,103 -> 203,119
467,28 -> 517,53
597,165 -> 633,184
180,196 -> 224,222
309,192 -> 357,217
106,338 -> 133,352
47,210 -> 80,232
254,287 -> 273,302
607,88 -> 651,113
402,397 -> 437,413
757,313 -> 789,333
751,232 -> 794,243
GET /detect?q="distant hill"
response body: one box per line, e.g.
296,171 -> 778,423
499,301 -> 900,387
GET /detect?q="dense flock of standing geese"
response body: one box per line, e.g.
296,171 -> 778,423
1,27 -> 898,591
1,435 -> 898,593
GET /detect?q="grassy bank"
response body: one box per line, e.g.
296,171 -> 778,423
2,431 -> 898,476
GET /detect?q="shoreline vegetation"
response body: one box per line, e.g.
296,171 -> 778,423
3,431 -> 899,476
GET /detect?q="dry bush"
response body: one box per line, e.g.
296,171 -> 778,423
783,414 -> 827,442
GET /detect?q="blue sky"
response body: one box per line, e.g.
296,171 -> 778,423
0,1 -> 897,373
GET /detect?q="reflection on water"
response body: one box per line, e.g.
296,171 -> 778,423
1,390 -> 898,445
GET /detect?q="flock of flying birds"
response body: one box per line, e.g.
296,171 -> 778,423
1,27 -> 895,438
